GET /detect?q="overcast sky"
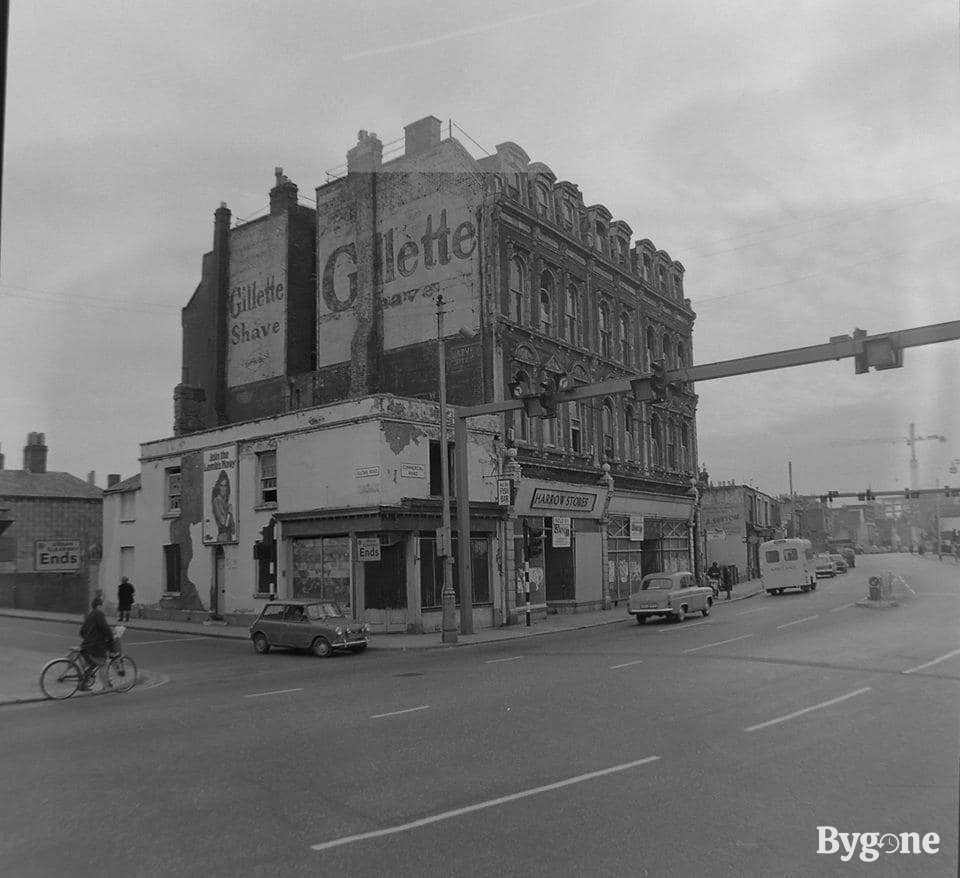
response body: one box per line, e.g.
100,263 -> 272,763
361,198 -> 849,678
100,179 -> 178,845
3,0 -> 958,497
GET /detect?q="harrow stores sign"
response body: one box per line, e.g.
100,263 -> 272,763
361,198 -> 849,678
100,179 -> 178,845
226,216 -> 287,387
316,194 -> 479,366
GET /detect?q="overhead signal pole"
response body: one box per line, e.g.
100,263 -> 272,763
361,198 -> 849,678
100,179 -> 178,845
452,320 -> 960,634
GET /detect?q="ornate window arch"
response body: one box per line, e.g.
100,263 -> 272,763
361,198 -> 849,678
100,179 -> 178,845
662,334 -> 672,369
598,302 -> 611,359
645,326 -> 657,369
620,313 -> 632,366
601,399 -> 615,460
565,283 -> 580,344
539,270 -> 554,334
624,404 -> 637,462
649,412 -> 662,468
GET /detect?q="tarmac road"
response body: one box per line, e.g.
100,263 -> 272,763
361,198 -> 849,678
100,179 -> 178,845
0,554 -> 957,877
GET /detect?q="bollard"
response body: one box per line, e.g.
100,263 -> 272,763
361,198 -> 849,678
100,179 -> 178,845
868,576 -> 882,602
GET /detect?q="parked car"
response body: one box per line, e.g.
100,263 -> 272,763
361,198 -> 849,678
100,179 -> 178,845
628,571 -> 713,624
249,600 -> 369,657
829,553 -> 848,574
814,554 -> 837,577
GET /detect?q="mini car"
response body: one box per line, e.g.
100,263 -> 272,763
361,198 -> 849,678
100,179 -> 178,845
829,553 -> 848,574
249,600 -> 369,657
628,570 -> 713,624
814,554 -> 836,577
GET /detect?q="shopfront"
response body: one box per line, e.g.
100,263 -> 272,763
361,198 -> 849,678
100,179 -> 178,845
512,479 -> 610,612
607,491 -> 695,604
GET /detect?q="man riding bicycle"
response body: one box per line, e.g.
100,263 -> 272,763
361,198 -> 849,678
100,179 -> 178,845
79,595 -> 115,692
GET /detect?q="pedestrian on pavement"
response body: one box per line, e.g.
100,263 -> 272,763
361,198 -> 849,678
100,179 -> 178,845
117,576 -> 135,622
721,565 -> 733,600
79,596 -> 115,692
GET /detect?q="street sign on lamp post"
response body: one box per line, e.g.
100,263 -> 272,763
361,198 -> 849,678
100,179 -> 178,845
437,295 -> 458,644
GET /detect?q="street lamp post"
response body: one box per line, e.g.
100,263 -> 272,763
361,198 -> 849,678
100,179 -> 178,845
437,295 -> 458,643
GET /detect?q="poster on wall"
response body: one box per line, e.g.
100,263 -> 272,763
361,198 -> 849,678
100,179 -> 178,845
629,515 -> 644,542
552,516 -> 571,548
203,445 -> 238,544
226,216 -> 288,387
35,540 -> 81,571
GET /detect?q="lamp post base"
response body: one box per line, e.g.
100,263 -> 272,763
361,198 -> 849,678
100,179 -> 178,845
441,590 -> 458,643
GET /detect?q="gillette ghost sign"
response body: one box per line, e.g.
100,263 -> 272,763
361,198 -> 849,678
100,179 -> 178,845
317,201 -> 479,364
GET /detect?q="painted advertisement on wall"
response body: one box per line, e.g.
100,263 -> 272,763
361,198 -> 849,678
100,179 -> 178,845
316,189 -> 479,368
203,445 -> 238,545
226,216 -> 287,387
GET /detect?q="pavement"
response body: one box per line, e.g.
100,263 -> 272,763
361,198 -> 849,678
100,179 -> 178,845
0,580 -> 764,705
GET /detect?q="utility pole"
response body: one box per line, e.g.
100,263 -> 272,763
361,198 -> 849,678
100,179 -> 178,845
436,296 -> 457,644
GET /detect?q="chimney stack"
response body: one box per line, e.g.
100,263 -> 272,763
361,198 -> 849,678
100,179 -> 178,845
404,116 -> 442,156
269,166 -> 298,215
346,129 -> 383,174
23,432 -> 48,474
107,474 -> 121,488
87,471 -> 96,486
0,442 -> 4,470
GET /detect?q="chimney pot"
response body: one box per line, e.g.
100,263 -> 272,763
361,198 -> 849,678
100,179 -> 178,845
23,432 -> 48,474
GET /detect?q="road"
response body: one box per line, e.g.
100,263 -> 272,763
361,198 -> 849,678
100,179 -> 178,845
1,554 -> 957,877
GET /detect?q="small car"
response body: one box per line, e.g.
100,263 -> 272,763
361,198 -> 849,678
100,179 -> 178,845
628,571 -> 713,624
829,553 -> 848,574
249,600 -> 369,657
814,554 -> 836,577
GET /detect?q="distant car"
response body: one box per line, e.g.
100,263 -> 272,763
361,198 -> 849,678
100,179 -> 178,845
814,554 -> 837,577
829,553 -> 848,574
628,571 -> 713,624
249,600 -> 369,657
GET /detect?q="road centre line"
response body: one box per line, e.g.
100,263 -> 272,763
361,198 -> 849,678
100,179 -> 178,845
683,634 -> 753,654
310,755 -> 661,852
484,656 -> 522,664
128,637 -> 207,646
745,687 -> 872,732
658,620 -> 711,633
901,647 -> 960,675
829,603 -> 856,612
370,705 -> 431,719
244,688 -> 303,698
776,615 -> 819,629
609,659 -> 644,669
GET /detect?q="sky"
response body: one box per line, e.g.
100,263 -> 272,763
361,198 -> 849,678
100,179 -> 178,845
2,0 -> 959,498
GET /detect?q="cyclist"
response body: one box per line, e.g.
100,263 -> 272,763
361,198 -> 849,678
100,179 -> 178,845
79,595 -> 115,692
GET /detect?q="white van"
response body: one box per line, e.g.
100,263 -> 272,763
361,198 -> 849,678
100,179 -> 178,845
760,538 -> 817,595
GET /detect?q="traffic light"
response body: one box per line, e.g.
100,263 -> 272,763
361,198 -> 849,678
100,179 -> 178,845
865,489 -> 874,501
820,491 -> 839,505
850,327 -> 903,374
537,371 -> 569,419
945,486 -> 959,498
507,371 -> 531,400
904,489 -> 920,500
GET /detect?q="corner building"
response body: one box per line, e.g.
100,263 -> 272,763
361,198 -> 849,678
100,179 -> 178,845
144,115 -> 698,630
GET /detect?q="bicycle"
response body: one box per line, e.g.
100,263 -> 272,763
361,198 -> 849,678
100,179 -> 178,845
39,626 -> 138,700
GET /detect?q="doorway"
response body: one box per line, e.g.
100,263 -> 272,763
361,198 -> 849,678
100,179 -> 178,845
211,546 -> 225,617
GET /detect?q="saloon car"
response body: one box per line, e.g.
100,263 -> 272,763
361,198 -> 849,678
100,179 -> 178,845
249,600 -> 369,657
628,571 -> 713,624
814,554 -> 837,577
829,553 -> 848,574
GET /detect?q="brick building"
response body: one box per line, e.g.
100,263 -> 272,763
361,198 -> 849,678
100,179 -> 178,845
0,434 -> 104,613
106,115 -> 700,629
701,482 -> 779,580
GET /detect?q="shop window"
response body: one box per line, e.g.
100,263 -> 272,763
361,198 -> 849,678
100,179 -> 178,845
163,544 -> 181,593
258,451 -> 277,506
165,467 -> 181,515
509,256 -> 525,322
291,536 -> 351,608
429,441 -> 456,497
598,303 -> 611,359
419,535 -> 491,608
608,516 -> 644,603
364,538 -> 406,609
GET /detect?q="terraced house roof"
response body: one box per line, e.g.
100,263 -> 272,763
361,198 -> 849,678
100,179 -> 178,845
0,470 -> 103,500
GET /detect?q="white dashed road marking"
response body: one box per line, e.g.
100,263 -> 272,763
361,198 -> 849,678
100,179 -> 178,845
901,647 -> 960,675
776,615 -> 819,630
310,755 -> 661,852
745,687 -> 872,732
829,603 -> 856,612
129,637 -> 208,646
243,688 -> 304,698
370,705 -> 431,719
609,659 -> 644,670
658,620 -> 711,634
484,656 -> 522,664
682,634 -> 753,654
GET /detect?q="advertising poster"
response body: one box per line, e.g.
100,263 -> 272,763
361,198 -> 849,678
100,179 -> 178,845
203,445 -> 239,544
35,540 -> 81,571
552,516 -> 571,548
629,515 -> 644,542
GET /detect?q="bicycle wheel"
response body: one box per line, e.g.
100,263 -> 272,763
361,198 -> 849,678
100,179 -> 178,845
107,655 -> 137,692
40,658 -> 82,700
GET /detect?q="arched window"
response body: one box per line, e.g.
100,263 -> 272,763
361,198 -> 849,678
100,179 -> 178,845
569,401 -> 583,453
539,270 -> 554,334
594,222 -> 605,254
536,184 -> 550,219
642,253 -> 652,281
509,257 -> 525,323
624,405 -> 635,461
598,303 -> 611,359
666,420 -> 678,469
650,413 -> 663,468
676,340 -> 685,368
658,264 -> 669,293
511,369 -> 530,442
646,326 -> 657,369
601,400 -> 615,460
542,415 -> 554,446
565,284 -> 579,344
561,200 -> 574,230
681,422 -> 691,471
620,314 -> 632,366
662,335 -> 672,369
